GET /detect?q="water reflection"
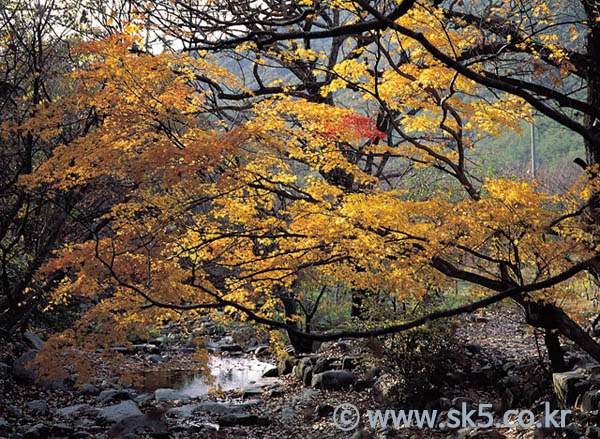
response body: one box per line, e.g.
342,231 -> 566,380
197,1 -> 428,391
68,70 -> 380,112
142,356 -> 275,397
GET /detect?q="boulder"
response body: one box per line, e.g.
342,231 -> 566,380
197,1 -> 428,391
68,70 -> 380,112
12,350 -> 38,382
553,371 -> 586,408
302,366 -> 313,387
154,388 -> 191,402
57,404 -> 93,417
296,357 -> 317,378
313,357 -> 333,374
98,400 -> 143,423
262,367 -> 279,378
107,414 -> 168,438
97,389 -> 133,405
49,423 -> 74,436
278,357 -> 294,376
23,332 -> 44,350
26,400 -> 49,415
80,384 -> 99,395
166,404 -> 200,419
311,371 -> 355,390
23,423 -> 49,439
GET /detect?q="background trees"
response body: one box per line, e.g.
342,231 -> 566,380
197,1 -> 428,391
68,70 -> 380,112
3,0 -> 600,378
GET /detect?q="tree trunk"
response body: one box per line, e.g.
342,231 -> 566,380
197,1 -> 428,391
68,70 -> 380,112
544,329 -> 568,373
280,294 -> 314,353
583,1 -> 600,220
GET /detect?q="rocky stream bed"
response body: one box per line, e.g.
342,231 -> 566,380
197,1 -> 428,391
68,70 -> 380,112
2,309 -> 600,439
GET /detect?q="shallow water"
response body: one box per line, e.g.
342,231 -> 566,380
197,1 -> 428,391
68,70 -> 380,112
142,356 -> 276,397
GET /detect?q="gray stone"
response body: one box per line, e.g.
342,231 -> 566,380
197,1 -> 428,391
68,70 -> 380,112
218,413 -> 259,427
6,404 -> 22,418
148,354 -> 163,363
23,332 -> 44,350
23,423 -> 49,439
166,404 -> 200,419
296,357 -> 316,378
302,366 -> 313,387
134,393 -> 154,403
98,400 -> 143,423
27,400 -> 49,415
311,370 -> 355,390
57,403 -> 92,417
80,384 -> 99,395
50,423 -> 74,436
0,362 -> 9,374
12,350 -> 38,382
278,357 -> 294,376
97,389 -> 133,405
107,414 -> 168,438
313,357 -> 332,374
262,366 -> 278,378
154,388 -> 191,402
553,371 -> 586,408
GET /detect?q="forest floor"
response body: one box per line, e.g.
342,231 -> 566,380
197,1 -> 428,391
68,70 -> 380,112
0,305 -> 594,439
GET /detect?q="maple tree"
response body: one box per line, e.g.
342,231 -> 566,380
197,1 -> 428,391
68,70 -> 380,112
2,0 -> 600,380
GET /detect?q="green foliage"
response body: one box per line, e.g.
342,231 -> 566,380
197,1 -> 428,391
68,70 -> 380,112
367,322 -> 456,409
359,292 -> 458,408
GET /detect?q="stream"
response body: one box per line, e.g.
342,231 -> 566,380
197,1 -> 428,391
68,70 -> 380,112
141,356 -> 277,397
